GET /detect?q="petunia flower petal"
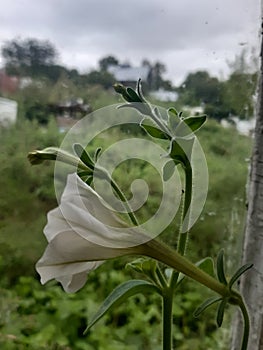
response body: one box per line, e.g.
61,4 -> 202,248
36,173 -> 145,292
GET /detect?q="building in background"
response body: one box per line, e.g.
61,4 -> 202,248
0,97 -> 17,125
107,64 -> 151,88
0,69 -> 19,95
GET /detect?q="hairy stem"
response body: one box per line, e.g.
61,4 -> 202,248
109,178 -> 139,226
143,239 -> 230,298
162,288 -> 174,350
170,165 -> 192,288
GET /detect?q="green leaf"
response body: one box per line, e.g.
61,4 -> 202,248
216,298 -> 228,327
84,280 -> 160,333
168,107 -> 178,116
177,257 -> 215,286
196,257 -> 215,277
184,115 -> 206,131
117,102 -> 151,116
126,258 -> 146,273
77,171 -> 93,185
126,258 -> 156,274
141,119 -> 169,139
153,106 -> 168,123
113,84 -> 134,102
94,147 -> 102,162
73,143 -> 94,169
126,258 -> 160,285
193,296 -> 222,317
216,250 -> 228,285
163,160 -> 175,181
126,87 -> 143,102
136,79 -> 146,102
175,115 -> 206,137
168,108 -> 180,131
168,138 -> 194,167
77,170 -> 92,177
85,176 -> 93,186
229,263 -> 253,289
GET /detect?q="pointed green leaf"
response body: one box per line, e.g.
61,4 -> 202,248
84,280 -> 160,333
94,147 -> 102,162
168,107 -> 178,116
168,108 -> 180,131
229,263 -> 253,289
77,170 -> 93,177
117,103 -> 133,110
85,176 -> 93,186
153,106 -> 168,123
216,250 -> 228,285
193,296 -> 222,318
168,138 -> 194,167
126,259 -> 166,287
141,119 -> 169,139
184,115 -> 206,131
73,143 -> 94,169
175,115 -> 206,137
113,84 -> 134,102
196,257 -> 215,277
126,258 -> 158,282
127,87 -> 143,102
136,79 -> 146,102
178,111 -> 183,118
77,171 -> 93,185
216,298 -> 228,327
117,102 -> 151,116
177,257 -> 215,286
126,258 -> 146,273
163,160 -> 175,181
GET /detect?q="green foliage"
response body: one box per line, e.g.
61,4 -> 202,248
188,119 -> 251,260
2,38 -> 57,77
179,71 -> 222,106
221,72 -> 257,118
178,69 -> 257,120
99,55 -> 119,71
0,110 -> 251,349
85,70 -> 115,89
85,280 -> 161,333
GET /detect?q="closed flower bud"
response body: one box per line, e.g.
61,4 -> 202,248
28,147 -> 92,173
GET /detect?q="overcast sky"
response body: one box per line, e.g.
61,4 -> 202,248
0,0 -> 260,85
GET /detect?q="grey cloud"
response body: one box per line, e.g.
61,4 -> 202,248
0,0 -> 259,83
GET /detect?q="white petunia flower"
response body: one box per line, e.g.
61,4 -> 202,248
36,173 -> 226,297
36,173 -> 146,293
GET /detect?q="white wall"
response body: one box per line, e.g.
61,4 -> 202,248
0,97 -> 17,126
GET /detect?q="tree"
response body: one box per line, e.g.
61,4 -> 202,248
86,70 -> 115,89
179,71 -> 222,105
222,48 -> 258,119
150,61 -> 166,90
222,72 -> 257,118
231,19 -> 263,350
1,38 -> 57,76
99,55 -> 119,71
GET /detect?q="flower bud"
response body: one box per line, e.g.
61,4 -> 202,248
28,147 -> 92,172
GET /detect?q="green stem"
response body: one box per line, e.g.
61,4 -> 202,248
143,239 -> 230,298
109,178 -> 139,226
170,165 -> 192,288
238,298 -> 250,350
162,288 -> 174,350
177,165 -> 192,255
150,108 -> 171,137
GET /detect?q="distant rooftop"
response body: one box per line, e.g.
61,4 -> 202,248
107,65 -> 150,82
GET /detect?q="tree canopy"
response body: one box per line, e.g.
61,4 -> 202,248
2,38 -> 57,76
